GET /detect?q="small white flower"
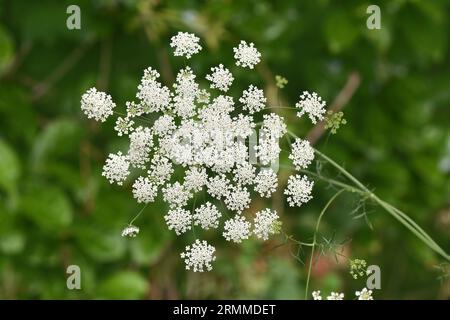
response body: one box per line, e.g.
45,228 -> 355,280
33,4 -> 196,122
162,182 -> 192,208
132,176 -> 157,203
254,168 -> 278,198
261,113 -> 287,139
312,291 -> 322,300
153,114 -> 176,137
289,138 -> 314,170
164,208 -> 192,235
137,69 -> 171,113
239,85 -> 266,114
233,40 -> 261,69
206,64 -> 234,92
224,185 -> 251,213
284,174 -> 314,207
327,292 -> 344,300
181,239 -> 216,272
121,225 -> 139,237
184,167 -> 208,192
207,175 -> 230,199
102,152 -> 130,185
170,32 -> 202,59
114,116 -> 134,136
232,162 -> 256,186
81,87 -> 116,122
128,126 -> 153,169
148,154 -> 173,186
355,287 -> 374,300
295,91 -> 326,124
193,202 -> 221,230
223,215 -> 251,243
253,208 -> 280,241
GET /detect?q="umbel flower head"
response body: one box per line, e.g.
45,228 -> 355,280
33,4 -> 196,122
81,31 -> 328,272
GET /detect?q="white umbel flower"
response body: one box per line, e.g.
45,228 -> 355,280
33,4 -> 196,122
132,176 -> 157,203
164,208 -> 192,235
81,87 -> 116,122
114,116 -> 134,136
254,169 -> 278,198
284,174 -> 314,207
128,126 -> 153,169
162,182 -> 192,208
233,40 -> 261,69
193,202 -> 221,230
232,162 -> 256,186
181,240 -> 216,272
312,291 -> 322,300
239,85 -> 266,114
121,225 -> 139,237
184,167 -> 208,192
355,287 -> 374,300
170,32 -> 202,59
148,154 -> 173,186
223,215 -> 251,243
295,91 -> 326,124
206,64 -> 234,92
102,152 -> 130,185
327,292 -> 344,300
153,114 -> 176,137
261,113 -> 287,139
207,175 -> 230,199
137,77 -> 171,113
224,186 -> 251,213
289,138 -> 314,170
253,208 -> 280,241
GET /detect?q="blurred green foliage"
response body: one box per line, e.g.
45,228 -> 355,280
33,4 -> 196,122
0,0 -> 449,299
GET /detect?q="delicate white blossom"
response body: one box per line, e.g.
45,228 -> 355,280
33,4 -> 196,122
239,85 -> 266,114
193,202 -> 221,230
254,169 -> 278,198
355,288 -> 374,300
289,138 -> 314,170
164,208 -> 192,235
121,225 -> 139,237
102,152 -> 130,185
223,215 -> 251,243
114,116 -> 134,136
253,208 -> 280,240
312,291 -> 322,300
181,240 -> 216,272
295,91 -> 326,124
224,186 -> 251,213
170,32 -> 202,59
284,174 -> 314,207
206,64 -> 234,92
327,292 -> 344,300
162,182 -> 192,208
233,40 -> 261,69
81,87 -> 116,122
132,176 -> 157,203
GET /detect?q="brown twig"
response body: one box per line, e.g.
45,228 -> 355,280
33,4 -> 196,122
306,72 -> 361,145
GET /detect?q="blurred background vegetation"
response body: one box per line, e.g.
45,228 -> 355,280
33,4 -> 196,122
0,0 -> 449,299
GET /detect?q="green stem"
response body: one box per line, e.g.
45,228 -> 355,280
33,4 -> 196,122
288,131 -> 449,261
305,189 -> 345,300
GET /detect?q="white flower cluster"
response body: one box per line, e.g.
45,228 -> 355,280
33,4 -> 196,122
295,91 -> 327,124
82,32 -> 324,272
312,288 -> 374,300
121,225 -> 139,237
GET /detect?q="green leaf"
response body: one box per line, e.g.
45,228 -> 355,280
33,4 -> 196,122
0,139 -> 20,193
20,185 -> 73,231
98,271 -> 149,299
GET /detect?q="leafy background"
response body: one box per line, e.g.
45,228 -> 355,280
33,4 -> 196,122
0,0 -> 449,299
